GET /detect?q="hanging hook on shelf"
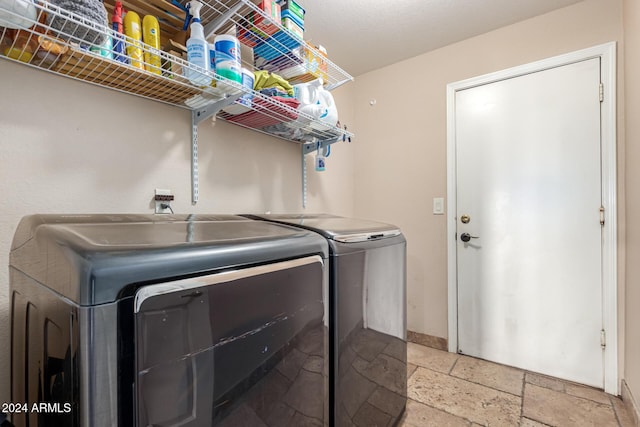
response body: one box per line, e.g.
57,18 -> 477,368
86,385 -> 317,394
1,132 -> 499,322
337,121 -> 351,143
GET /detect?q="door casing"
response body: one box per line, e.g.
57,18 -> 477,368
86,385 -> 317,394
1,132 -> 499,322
446,42 -> 618,394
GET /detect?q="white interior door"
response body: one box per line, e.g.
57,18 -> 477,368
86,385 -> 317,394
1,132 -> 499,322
455,58 -> 604,387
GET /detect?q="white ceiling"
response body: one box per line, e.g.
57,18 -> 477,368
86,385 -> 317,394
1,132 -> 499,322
297,0 -> 584,77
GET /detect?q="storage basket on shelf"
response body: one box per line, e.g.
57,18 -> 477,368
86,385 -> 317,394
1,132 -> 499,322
47,0 -> 108,45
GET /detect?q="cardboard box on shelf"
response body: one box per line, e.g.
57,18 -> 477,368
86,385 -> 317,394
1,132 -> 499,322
163,39 -> 187,56
303,45 -> 328,83
282,16 -> 303,39
245,0 -> 281,38
162,39 -> 188,79
239,41 -> 255,71
260,44 -> 328,85
278,0 -> 305,22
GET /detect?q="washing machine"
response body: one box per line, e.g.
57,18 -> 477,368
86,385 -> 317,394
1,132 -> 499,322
9,214 -> 329,427
244,214 -> 407,427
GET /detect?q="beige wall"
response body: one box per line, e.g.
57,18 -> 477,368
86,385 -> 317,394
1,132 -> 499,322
353,0 -> 624,343
0,60 -> 356,403
2,0 -> 637,410
624,0 -> 640,410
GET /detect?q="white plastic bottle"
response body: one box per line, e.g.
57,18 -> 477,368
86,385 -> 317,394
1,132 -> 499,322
293,79 -> 321,106
186,1 -> 212,86
311,87 -> 338,130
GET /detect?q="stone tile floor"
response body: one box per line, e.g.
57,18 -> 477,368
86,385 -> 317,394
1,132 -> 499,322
398,342 -> 637,427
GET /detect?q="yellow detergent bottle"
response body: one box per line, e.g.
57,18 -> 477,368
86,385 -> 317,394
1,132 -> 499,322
124,11 -> 144,70
142,15 -> 161,75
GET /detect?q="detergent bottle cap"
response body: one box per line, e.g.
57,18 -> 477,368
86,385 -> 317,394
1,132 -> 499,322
113,1 -> 123,24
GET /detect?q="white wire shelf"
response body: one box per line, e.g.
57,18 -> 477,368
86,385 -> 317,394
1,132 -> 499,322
0,0 -> 354,143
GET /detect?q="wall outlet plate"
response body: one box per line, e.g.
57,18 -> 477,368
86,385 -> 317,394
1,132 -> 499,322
154,189 -> 174,214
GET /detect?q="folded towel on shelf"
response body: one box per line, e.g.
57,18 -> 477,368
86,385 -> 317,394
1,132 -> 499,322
259,87 -> 289,97
223,96 -> 300,129
253,70 -> 294,96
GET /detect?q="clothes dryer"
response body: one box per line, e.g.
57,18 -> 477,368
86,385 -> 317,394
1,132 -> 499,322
9,214 -> 329,427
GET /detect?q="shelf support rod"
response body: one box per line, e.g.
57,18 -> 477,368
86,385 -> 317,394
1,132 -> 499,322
190,92 -> 244,205
191,111 -> 199,205
302,145 -> 307,209
300,137 -> 340,208
203,2 -> 245,39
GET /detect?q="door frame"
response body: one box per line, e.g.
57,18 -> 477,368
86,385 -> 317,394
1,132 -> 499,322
446,42 -> 618,394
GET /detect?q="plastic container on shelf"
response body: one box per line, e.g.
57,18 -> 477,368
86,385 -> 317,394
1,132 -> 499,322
292,78 -> 338,130
0,0 -> 37,29
315,147 -> 326,171
101,36 -> 113,59
293,78 -> 321,105
143,15 -> 161,74
208,42 -> 216,74
309,86 -> 338,130
4,29 -> 37,62
124,11 -> 144,69
34,34 -> 69,66
111,1 -> 127,63
214,34 -> 242,84
222,67 -> 254,115
90,35 -> 112,59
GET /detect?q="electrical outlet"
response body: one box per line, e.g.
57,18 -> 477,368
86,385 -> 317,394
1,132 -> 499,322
154,189 -> 174,214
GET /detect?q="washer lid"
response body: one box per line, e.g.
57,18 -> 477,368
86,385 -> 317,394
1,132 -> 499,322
10,214 -> 328,305
247,214 -> 402,243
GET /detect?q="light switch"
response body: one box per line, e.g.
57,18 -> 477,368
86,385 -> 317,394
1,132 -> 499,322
433,197 -> 445,215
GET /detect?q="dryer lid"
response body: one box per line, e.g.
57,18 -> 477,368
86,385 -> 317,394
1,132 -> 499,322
247,214 -> 402,243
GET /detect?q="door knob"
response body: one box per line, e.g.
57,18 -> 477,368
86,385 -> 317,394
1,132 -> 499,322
460,232 -> 479,242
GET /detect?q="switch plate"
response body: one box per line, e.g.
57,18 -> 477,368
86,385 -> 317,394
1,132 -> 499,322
433,197 -> 445,215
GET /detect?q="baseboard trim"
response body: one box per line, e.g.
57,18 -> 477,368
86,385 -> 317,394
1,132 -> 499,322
407,330 -> 448,351
622,379 -> 640,427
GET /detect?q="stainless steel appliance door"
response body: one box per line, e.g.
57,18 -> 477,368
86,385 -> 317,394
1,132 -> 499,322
334,240 -> 407,427
134,256 -> 327,427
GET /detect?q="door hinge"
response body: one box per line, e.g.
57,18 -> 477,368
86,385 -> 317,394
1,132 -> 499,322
601,329 -> 606,348
599,82 -> 604,102
599,206 -> 605,226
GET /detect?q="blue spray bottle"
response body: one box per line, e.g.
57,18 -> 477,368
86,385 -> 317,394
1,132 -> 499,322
112,1 -> 127,63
